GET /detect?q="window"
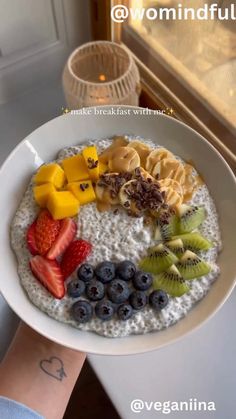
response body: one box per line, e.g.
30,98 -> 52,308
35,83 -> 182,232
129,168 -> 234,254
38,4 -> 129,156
92,0 -> 236,168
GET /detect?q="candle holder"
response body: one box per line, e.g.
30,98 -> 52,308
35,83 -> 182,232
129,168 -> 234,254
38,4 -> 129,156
62,41 -> 140,108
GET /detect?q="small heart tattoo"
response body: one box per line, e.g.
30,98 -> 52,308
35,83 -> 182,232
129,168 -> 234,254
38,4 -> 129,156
39,356 -> 67,381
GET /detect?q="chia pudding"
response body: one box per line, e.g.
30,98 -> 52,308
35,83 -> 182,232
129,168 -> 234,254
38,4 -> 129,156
10,137 -> 221,338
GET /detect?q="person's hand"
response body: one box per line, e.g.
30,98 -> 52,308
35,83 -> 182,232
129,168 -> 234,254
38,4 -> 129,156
0,321 -> 86,419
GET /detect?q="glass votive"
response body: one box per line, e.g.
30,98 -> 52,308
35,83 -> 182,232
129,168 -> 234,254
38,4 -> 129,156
62,41 -> 140,108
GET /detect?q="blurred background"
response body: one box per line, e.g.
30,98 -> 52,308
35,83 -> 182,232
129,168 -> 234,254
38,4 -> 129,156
0,0 -> 235,165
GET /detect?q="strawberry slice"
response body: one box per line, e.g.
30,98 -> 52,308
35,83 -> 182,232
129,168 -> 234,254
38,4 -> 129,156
35,210 -> 61,255
26,221 -> 38,255
47,218 -> 77,260
61,240 -> 92,280
30,255 -> 65,299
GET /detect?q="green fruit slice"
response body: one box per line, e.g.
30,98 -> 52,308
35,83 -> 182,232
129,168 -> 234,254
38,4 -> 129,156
176,250 -> 211,280
154,209 -> 178,241
177,204 -> 206,233
172,232 -> 213,252
153,265 -> 189,297
139,243 -> 178,274
165,238 -> 185,258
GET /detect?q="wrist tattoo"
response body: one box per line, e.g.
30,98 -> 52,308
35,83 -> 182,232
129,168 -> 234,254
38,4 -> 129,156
39,356 -> 67,381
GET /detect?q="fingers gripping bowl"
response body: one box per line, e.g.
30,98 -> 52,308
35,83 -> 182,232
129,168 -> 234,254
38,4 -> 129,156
0,106 -> 236,355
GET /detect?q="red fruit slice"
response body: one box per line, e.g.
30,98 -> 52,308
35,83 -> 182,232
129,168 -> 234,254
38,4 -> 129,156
30,255 -> 65,299
26,221 -> 38,255
35,210 -> 61,255
61,239 -> 92,280
47,218 -> 77,260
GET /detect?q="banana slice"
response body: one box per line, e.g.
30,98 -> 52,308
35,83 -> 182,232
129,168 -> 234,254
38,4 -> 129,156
128,141 -> 151,168
99,136 -> 128,164
119,179 -> 139,213
182,163 -> 199,200
95,184 -> 119,205
151,157 -> 179,179
95,173 -> 120,205
133,167 -> 155,182
108,147 -> 140,173
152,158 -> 185,185
173,164 -> 186,185
158,178 -> 183,196
161,186 -> 183,207
119,177 -> 164,215
146,148 -> 174,173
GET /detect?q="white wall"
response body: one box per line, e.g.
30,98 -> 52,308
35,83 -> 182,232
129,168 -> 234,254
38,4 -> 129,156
0,0 -> 91,104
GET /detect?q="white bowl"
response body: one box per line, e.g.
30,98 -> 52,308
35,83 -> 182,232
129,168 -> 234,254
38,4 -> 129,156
0,106 -> 236,355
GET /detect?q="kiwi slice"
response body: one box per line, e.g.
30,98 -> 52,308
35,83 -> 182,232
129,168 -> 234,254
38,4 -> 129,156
176,250 -> 211,280
172,232 -> 213,252
177,204 -> 206,233
165,238 -> 185,258
154,209 -> 178,241
153,265 -> 190,297
139,243 -> 178,274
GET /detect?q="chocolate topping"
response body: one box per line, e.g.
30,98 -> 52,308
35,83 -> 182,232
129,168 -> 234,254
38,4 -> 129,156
80,183 -> 89,192
87,157 -> 98,169
123,177 -> 164,216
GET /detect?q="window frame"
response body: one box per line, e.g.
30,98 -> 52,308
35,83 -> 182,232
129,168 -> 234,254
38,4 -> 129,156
90,0 -> 236,171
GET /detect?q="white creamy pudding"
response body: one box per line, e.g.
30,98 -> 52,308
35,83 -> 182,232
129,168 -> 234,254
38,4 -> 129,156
11,137 -> 221,338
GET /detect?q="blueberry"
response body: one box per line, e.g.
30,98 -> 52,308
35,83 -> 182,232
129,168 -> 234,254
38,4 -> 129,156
107,279 -> 130,304
95,299 -> 114,321
117,303 -> 133,320
95,261 -> 115,283
71,300 -> 93,323
116,260 -> 136,281
86,280 -> 105,301
133,271 -> 153,291
67,279 -> 85,298
129,291 -> 147,310
149,290 -> 169,310
77,263 -> 94,282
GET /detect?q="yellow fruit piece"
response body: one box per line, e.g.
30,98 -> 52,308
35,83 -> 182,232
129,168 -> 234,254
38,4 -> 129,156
33,183 -> 56,208
61,154 -> 90,183
47,191 -> 80,220
34,163 -> 66,188
82,146 -> 99,180
67,180 -> 96,205
99,160 -> 109,175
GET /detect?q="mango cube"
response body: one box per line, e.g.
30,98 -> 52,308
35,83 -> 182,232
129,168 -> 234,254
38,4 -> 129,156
34,163 -> 65,189
33,183 -> 56,208
82,146 -> 99,181
61,154 -> 89,183
99,160 -> 109,175
67,180 -> 96,205
47,191 -> 79,220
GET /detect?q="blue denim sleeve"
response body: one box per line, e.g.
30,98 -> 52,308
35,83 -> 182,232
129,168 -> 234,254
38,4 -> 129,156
0,396 -> 44,419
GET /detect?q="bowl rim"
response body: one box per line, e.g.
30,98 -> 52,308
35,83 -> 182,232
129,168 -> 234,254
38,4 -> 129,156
66,40 -> 134,87
1,105 -> 236,355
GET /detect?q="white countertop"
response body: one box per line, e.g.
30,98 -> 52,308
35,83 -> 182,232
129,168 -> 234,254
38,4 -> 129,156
89,287 -> 236,418
0,82 -> 235,418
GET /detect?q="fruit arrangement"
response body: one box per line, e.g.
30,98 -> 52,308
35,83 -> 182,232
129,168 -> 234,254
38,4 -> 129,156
27,210 -> 171,322
97,137 -> 203,211
27,209 -> 92,298
139,204 -> 212,297
69,261 -> 169,323
33,145 -> 101,220
32,136 -> 203,222
25,136 -> 216,330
